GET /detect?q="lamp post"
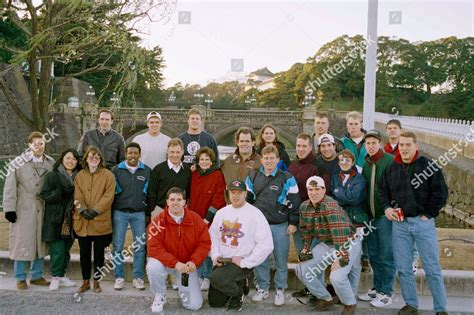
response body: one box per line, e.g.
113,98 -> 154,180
303,94 -> 315,108
110,92 -> 119,108
204,94 -> 213,109
194,92 -> 204,105
245,93 -> 256,109
86,85 -> 95,102
168,91 -> 176,105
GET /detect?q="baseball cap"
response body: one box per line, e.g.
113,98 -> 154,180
363,129 -> 382,142
318,133 -> 335,146
147,111 -> 162,121
306,176 -> 326,189
229,180 -> 246,191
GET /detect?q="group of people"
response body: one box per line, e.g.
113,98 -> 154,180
3,107 -> 449,315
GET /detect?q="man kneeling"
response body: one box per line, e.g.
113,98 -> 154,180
146,187 -> 211,313
296,176 -> 362,315
208,180 -> 274,311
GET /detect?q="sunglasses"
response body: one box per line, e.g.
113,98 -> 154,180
338,157 -> 352,164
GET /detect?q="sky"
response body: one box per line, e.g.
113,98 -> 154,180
139,0 -> 473,88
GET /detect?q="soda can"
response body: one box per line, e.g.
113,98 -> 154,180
394,208 -> 405,221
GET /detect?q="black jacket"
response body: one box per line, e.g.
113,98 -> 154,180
78,129 -> 125,169
112,161 -> 151,212
39,170 -> 75,242
378,153 -> 448,218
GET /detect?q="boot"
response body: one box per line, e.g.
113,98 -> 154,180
93,280 -> 102,293
78,280 -> 90,293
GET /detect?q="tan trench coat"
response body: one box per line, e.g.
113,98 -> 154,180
3,155 -> 55,261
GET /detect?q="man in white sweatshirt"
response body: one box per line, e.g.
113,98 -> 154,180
208,180 -> 274,311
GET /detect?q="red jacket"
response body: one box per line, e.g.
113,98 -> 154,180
147,206 -> 211,269
384,142 -> 399,156
189,167 -> 226,222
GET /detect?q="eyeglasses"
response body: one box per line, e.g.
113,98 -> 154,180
87,155 -> 101,161
338,157 -> 352,164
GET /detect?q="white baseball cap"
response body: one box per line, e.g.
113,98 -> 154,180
147,111 -> 162,121
318,133 -> 335,146
306,176 -> 326,189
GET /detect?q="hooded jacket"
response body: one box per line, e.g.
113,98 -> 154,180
256,141 -> 291,171
147,206 -> 211,268
378,152 -> 448,218
340,130 -> 368,168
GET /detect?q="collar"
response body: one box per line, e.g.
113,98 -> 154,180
167,159 -> 183,170
98,128 -> 112,135
394,150 -> 419,165
163,206 -> 193,225
384,142 -> 398,153
259,165 -> 278,177
365,149 -> 384,164
32,155 -> 44,162
339,168 -> 356,181
118,161 -> 145,170
297,151 -> 314,164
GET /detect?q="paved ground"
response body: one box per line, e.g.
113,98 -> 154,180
0,276 -> 473,315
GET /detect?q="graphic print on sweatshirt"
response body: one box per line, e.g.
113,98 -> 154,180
219,219 -> 245,247
184,141 -> 200,164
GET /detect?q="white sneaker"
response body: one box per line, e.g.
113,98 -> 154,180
370,293 -> 393,307
274,288 -> 285,306
49,277 -> 60,291
200,278 -> 210,291
151,294 -> 166,313
252,288 -> 270,302
104,246 -> 113,261
358,288 -> 377,301
114,278 -> 125,290
413,261 -> 419,275
59,276 -> 75,287
133,278 -> 145,290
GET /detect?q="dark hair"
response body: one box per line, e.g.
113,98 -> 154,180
166,187 -> 186,199
386,119 -> 402,129
54,148 -> 82,172
234,127 -> 256,145
296,133 -> 312,146
126,142 -> 141,153
99,109 -> 114,120
196,146 -> 216,165
258,123 -> 280,149
81,146 -> 107,170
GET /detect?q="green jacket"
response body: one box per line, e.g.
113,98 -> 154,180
362,151 -> 394,219
340,133 -> 368,168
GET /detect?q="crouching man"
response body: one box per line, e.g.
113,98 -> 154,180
295,176 -> 362,315
208,180 -> 274,311
146,187 -> 211,313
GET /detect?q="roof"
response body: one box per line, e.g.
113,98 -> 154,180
248,67 -> 274,77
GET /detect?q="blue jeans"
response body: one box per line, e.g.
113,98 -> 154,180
14,258 -> 44,281
113,210 -> 146,279
293,229 -> 320,254
392,216 -> 447,312
254,222 -> 290,290
366,216 -> 396,295
295,236 -> 362,305
198,256 -> 213,279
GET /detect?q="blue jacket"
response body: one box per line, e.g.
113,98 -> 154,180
112,161 -> 151,212
330,168 -> 368,225
245,166 -> 301,225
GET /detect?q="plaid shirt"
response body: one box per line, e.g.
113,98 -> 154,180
299,195 -> 355,266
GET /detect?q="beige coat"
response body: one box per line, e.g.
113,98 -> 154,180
3,155 -> 55,261
73,168 -> 115,237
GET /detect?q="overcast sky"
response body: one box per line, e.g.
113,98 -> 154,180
140,0 -> 473,88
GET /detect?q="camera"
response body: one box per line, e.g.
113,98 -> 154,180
181,273 -> 189,287
298,250 -> 313,262
217,257 -> 232,265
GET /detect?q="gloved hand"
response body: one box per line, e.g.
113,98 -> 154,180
78,208 -> 91,220
5,212 -> 17,223
87,208 -> 100,219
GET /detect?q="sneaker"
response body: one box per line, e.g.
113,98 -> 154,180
398,305 -> 419,315
104,246 -> 113,261
358,288 -> 377,301
274,288 -> 285,306
311,299 -> 334,311
151,294 -> 166,313
133,278 -> 145,290
436,312 -> 448,315
242,278 -> 250,296
49,277 -> 60,291
413,261 -> 418,275
251,288 -> 269,302
228,292 -> 245,311
59,276 -> 76,287
200,278 -> 210,291
370,293 -> 393,308
114,278 -> 125,290
292,287 -> 310,297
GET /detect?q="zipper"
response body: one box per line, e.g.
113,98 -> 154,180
178,225 -> 181,238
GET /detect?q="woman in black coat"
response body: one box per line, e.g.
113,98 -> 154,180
39,148 -> 81,291
256,123 -> 291,170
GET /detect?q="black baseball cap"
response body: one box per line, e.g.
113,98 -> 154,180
229,180 -> 246,191
363,129 -> 382,142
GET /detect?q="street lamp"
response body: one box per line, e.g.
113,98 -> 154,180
110,92 -> 119,108
303,94 -> 315,108
194,92 -> 204,105
245,93 -> 256,109
168,91 -> 176,104
86,85 -> 95,102
204,94 -> 213,109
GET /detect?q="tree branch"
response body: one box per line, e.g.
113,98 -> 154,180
0,76 -> 34,130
